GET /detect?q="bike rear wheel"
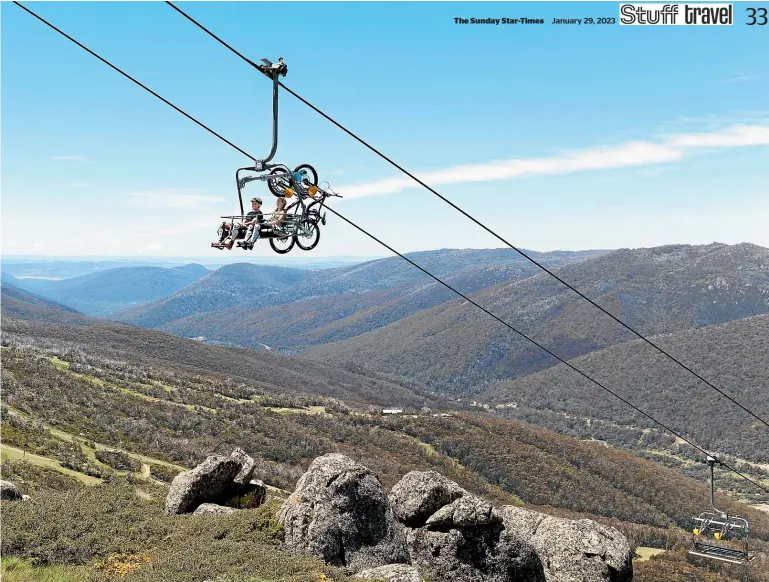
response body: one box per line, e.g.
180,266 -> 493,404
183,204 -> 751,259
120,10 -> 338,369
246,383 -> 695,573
269,235 -> 295,254
267,166 -> 291,197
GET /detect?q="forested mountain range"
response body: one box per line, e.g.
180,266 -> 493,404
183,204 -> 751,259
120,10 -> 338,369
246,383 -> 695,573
114,248 -> 606,344
3,267 -> 769,581
309,242 -> 769,391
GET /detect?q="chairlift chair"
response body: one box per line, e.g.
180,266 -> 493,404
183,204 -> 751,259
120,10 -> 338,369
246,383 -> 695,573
689,455 -> 752,564
210,57 -> 342,254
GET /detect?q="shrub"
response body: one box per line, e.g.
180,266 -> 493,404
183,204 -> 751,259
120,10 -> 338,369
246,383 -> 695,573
95,450 -> 142,473
1,483 -> 352,582
148,464 -> 180,483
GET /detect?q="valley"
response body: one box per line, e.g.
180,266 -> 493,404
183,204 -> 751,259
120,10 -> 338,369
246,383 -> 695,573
3,242 -> 769,581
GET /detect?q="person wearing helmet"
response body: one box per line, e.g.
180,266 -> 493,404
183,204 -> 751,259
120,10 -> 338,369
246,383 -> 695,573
240,197 -> 266,250
214,197 -> 264,250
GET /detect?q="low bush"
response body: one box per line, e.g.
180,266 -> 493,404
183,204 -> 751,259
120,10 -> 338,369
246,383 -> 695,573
1,483 -> 353,582
95,450 -> 142,473
148,464 -> 180,483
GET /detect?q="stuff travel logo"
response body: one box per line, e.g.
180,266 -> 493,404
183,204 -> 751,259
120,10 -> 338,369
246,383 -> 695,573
619,3 -> 734,25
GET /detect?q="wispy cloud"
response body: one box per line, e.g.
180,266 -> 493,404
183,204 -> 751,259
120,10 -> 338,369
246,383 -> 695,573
138,243 -> 164,254
666,124 -> 769,148
722,72 -> 760,84
125,189 -> 226,209
52,155 -> 91,163
336,123 -> 769,199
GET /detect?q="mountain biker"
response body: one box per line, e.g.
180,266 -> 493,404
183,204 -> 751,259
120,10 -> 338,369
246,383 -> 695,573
213,197 -> 264,250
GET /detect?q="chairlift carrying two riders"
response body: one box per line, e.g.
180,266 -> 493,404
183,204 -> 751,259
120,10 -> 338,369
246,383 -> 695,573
211,57 -> 342,254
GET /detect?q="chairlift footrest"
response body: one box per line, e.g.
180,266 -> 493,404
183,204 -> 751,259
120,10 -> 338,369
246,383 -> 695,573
689,543 -> 748,564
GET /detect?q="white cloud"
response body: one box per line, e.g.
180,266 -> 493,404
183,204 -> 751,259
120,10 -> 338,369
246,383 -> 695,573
125,189 -> 226,209
336,123 -> 769,200
722,72 -> 760,84
52,155 -> 90,163
666,124 -> 769,148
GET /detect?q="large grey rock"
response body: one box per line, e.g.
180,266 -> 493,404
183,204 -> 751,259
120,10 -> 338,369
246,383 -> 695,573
193,503 -> 238,516
390,473 -> 544,582
0,480 -> 23,501
357,564 -> 424,582
231,447 -> 256,485
425,495 -> 499,530
165,455 -> 240,514
165,449 -> 264,515
389,470 -> 464,527
278,453 -> 410,572
407,519 -> 545,582
499,507 -> 633,582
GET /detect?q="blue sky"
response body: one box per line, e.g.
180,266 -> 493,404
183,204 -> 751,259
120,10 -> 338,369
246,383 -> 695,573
2,1 -> 768,259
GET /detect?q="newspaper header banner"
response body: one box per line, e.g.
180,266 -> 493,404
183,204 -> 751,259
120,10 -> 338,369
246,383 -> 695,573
619,4 -> 733,25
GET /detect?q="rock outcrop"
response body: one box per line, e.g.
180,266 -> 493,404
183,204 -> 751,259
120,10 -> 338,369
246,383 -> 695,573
165,448 -> 266,515
193,503 -> 238,516
356,564 -> 424,582
391,471 -> 545,582
278,453 -> 410,572
389,470 -> 464,527
277,457 -> 632,582
499,506 -> 633,582
0,480 -> 23,501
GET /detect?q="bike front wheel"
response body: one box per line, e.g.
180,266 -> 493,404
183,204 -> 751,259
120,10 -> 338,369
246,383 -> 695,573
296,219 -> 320,251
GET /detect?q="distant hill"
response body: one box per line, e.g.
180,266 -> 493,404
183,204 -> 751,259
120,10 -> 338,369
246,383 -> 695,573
480,313 -> 769,464
115,263 -> 310,328
308,243 -> 769,393
0,293 -> 433,410
117,248 -> 607,350
1,259 -> 139,280
8,264 -> 210,317
1,282 -> 85,323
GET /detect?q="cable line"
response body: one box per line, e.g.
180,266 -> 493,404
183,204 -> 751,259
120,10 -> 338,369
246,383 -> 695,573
14,1 -> 768,496
163,1 -> 769,431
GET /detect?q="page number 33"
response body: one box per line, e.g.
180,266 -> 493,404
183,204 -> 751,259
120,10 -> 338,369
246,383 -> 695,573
746,7 -> 767,25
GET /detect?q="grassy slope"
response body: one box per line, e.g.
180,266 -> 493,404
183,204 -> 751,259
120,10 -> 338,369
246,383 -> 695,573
3,340 -> 768,539
3,278 -> 769,581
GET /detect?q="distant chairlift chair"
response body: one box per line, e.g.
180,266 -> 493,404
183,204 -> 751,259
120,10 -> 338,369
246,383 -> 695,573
689,455 -> 752,564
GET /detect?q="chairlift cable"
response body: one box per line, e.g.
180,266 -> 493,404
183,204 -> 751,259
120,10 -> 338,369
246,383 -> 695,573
162,1 -> 769,431
14,1 -> 769,497
12,2 -> 252,160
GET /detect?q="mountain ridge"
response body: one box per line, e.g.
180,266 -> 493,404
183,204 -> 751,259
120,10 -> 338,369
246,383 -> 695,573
6,263 -> 211,317
307,242 -> 769,392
